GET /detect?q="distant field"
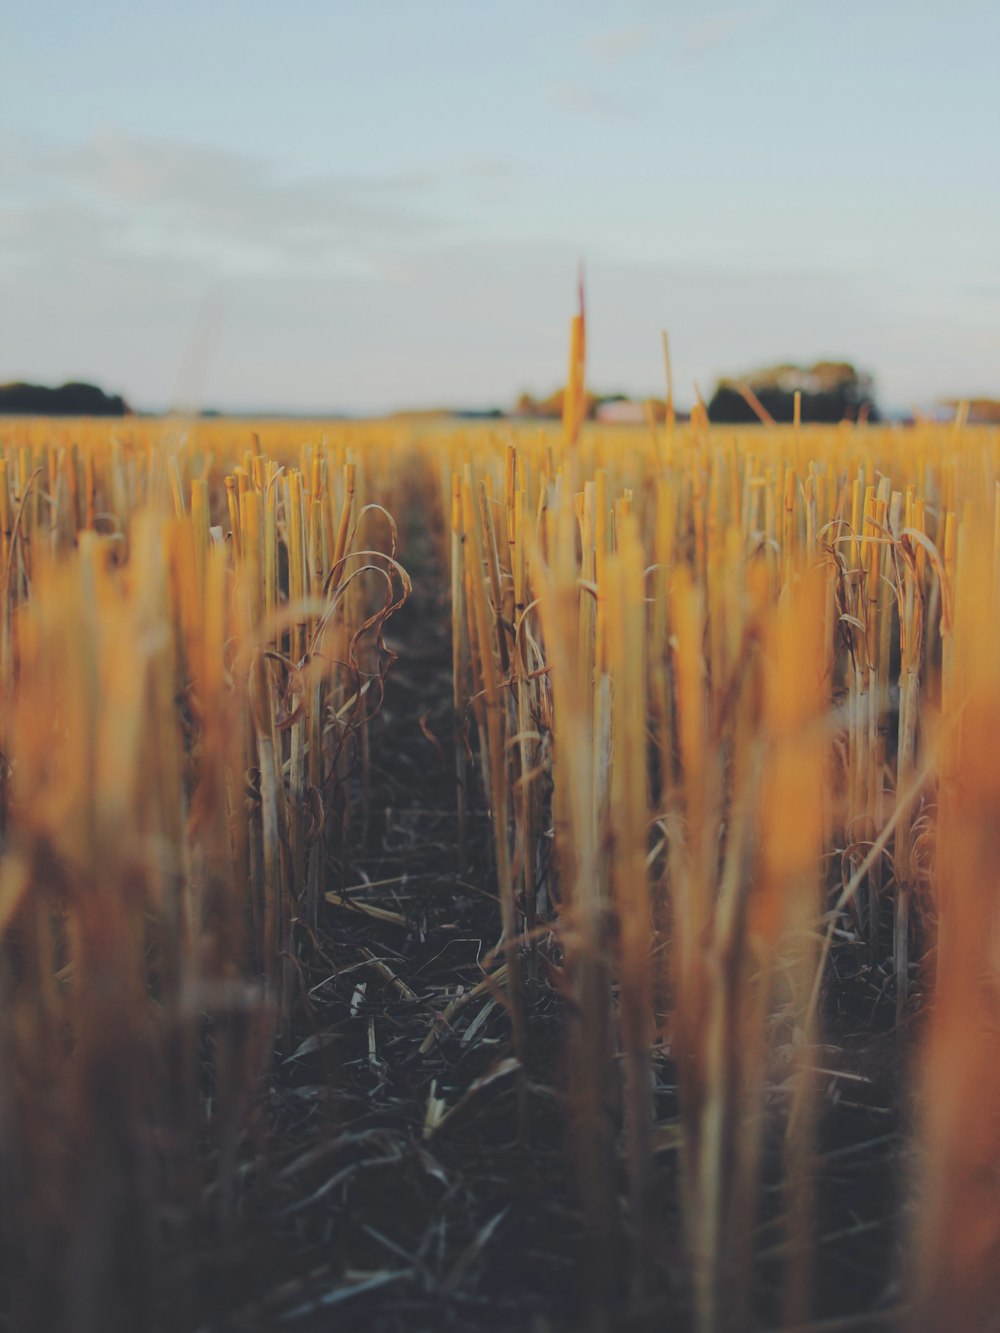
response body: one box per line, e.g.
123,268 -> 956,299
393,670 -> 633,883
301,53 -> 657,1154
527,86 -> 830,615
1,411 -> 998,1331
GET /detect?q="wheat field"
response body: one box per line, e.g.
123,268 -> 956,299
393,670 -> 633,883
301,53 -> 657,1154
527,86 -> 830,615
1,382 -> 999,1330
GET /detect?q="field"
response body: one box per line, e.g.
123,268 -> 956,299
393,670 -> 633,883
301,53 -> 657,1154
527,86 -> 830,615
1,397 -> 999,1331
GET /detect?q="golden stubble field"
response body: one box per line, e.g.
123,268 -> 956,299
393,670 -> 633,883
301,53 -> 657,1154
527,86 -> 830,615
1,402 -> 999,1331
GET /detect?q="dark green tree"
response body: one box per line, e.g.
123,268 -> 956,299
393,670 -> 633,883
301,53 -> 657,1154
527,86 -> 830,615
708,361 -> 878,424
0,381 -> 130,416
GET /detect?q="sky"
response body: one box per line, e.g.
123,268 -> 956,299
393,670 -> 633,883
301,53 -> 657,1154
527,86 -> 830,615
2,0 -> 998,413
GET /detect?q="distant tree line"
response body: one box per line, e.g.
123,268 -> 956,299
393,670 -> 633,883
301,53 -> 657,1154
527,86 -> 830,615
707,362 -> 878,424
514,362 -> 878,427
514,388 -> 672,421
0,381 -> 130,416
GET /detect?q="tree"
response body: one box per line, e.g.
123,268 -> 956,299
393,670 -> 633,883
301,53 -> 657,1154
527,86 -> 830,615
0,381 -> 130,416
708,361 -> 878,425
943,398 -> 1000,424
514,387 -> 651,421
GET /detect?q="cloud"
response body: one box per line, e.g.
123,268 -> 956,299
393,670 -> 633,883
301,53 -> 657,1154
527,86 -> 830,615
584,23 -> 654,64
677,0 -> 799,62
550,82 -> 638,124
0,130 -> 464,281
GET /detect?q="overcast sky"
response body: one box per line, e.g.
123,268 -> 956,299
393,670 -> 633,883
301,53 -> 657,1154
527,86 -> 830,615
2,0 -> 998,413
